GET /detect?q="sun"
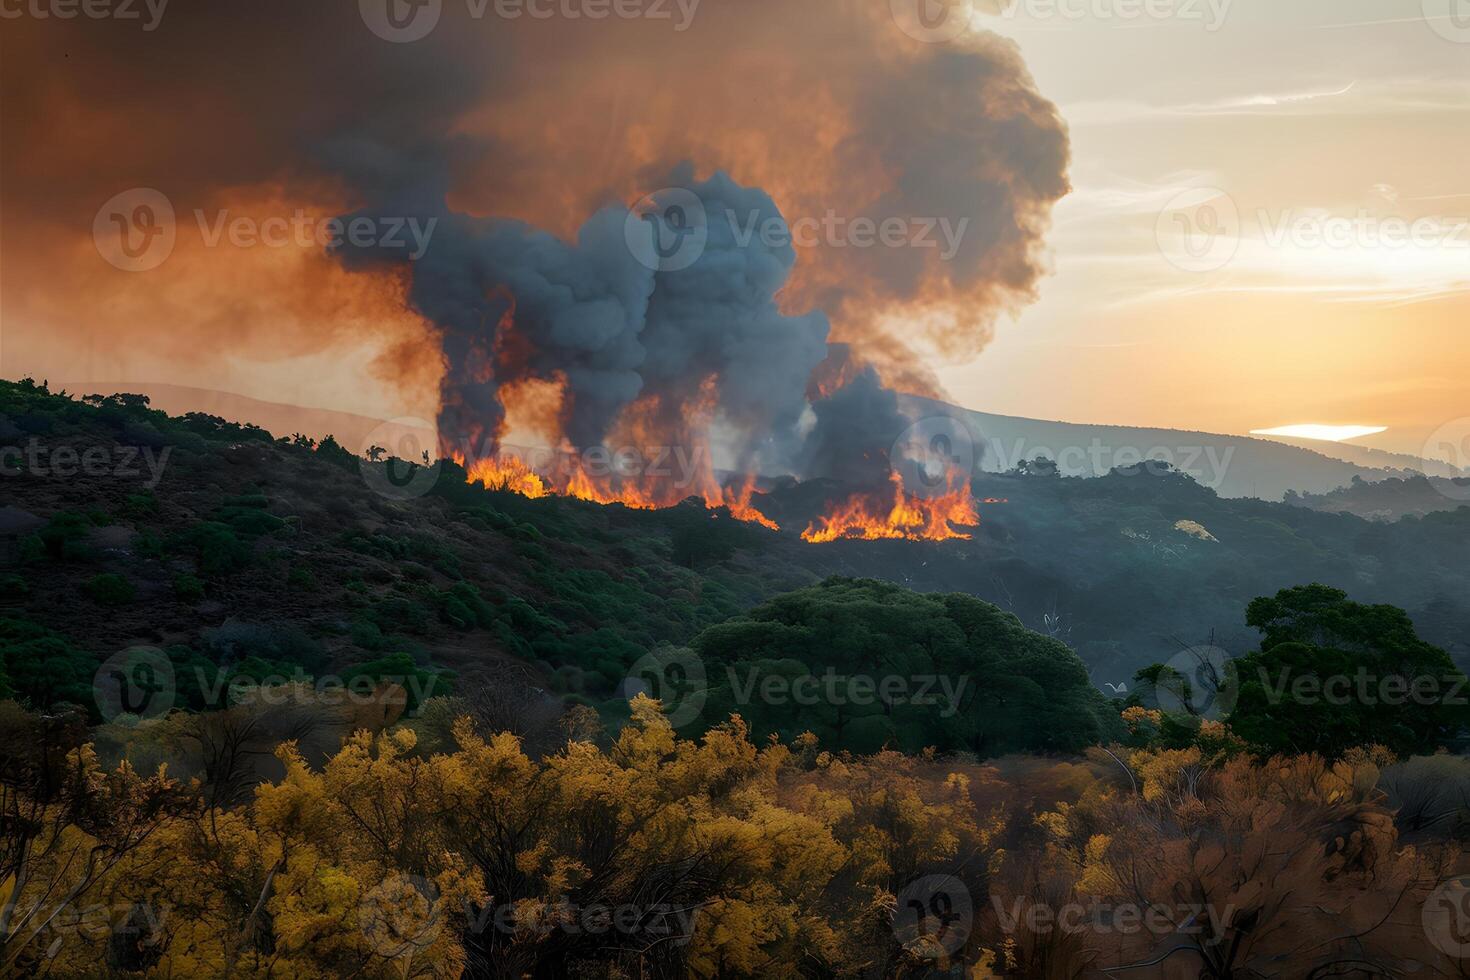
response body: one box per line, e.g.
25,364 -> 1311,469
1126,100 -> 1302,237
1250,424 -> 1387,443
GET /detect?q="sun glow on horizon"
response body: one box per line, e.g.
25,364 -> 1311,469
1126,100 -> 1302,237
1251,424 -> 1388,443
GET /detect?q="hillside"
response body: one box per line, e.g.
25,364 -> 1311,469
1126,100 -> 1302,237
4,379 -> 1469,713
67,381 -> 1468,503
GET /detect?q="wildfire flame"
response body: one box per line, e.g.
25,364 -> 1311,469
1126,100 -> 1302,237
801,470 -> 981,543
456,450 -> 779,530
444,314 -> 781,529
460,454 -> 549,499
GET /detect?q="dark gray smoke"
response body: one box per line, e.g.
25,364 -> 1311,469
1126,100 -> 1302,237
797,368 -> 908,488
335,165 -> 831,474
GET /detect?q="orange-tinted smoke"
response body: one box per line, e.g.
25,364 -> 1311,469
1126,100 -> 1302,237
0,2 -> 1068,409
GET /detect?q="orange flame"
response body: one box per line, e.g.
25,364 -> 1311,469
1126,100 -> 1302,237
456,447 -> 780,529
721,474 -> 780,530
459,453 -> 550,499
801,470 -> 980,543
443,289 -> 785,529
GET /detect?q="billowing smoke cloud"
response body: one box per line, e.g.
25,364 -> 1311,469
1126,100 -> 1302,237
797,367 -> 909,488
1,1 -> 1070,445
336,163 -> 829,473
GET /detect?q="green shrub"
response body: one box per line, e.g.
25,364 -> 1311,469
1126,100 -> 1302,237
84,573 -> 135,606
223,491 -> 270,509
201,621 -> 327,674
0,574 -> 28,601
340,652 -> 454,713
169,521 -> 252,576
351,619 -> 386,651
122,492 -> 159,519
436,582 -> 497,630
287,566 -> 318,591
39,512 -> 96,561
0,617 -> 95,710
367,596 -> 430,634
18,535 -> 44,564
173,574 -> 206,602
135,531 -> 165,559
215,505 -> 285,537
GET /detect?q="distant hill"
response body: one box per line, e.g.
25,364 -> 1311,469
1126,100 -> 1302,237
900,394 -> 1465,500
62,382 -> 398,452
64,381 -> 1462,503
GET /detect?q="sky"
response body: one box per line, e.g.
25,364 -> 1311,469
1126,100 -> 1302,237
0,0 -> 1466,461
941,0 -> 1470,457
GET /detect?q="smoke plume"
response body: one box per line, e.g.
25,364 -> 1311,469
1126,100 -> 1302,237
2,0 -> 1070,473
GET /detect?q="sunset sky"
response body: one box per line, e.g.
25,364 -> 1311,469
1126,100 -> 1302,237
1,0 -> 1466,460
946,0 -> 1470,457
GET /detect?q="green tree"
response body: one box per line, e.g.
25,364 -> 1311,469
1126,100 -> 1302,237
0,618 -> 96,710
694,578 -> 1117,755
1229,584 -> 1469,758
83,573 -> 135,606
